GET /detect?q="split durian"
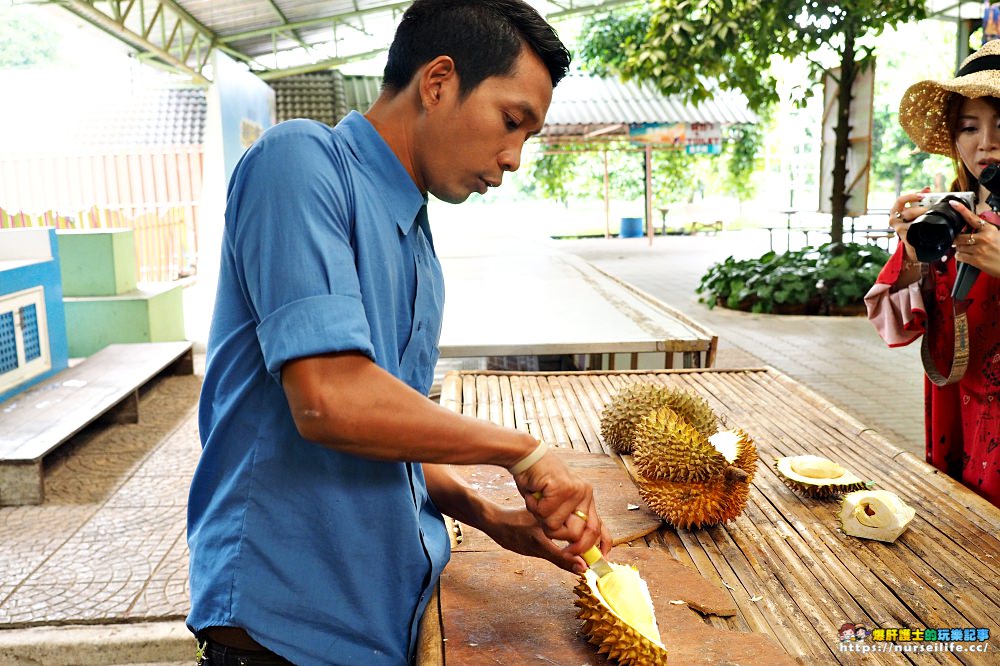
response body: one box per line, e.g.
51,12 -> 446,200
574,564 -> 668,665
600,383 -> 717,454
632,405 -> 758,529
774,455 -> 870,497
838,489 -> 915,543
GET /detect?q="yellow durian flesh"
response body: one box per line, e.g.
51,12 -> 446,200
838,489 -> 915,543
774,455 -> 869,497
574,564 -> 668,665
790,455 -> 847,478
593,565 -> 661,646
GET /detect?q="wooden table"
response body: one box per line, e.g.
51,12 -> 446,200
438,253 -> 717,370
418,368 -> 1000,665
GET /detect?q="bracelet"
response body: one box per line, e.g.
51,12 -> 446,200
508,439 -> 548,475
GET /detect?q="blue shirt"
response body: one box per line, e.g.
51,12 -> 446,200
187,112 -> 449,665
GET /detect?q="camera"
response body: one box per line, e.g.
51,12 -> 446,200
906,191 -> 975,262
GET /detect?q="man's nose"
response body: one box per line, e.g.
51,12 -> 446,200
500,144 -> 523,173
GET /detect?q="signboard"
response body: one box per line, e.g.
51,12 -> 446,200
628,121 -> 722,154
629,122 -> 685,146
685,122 -> 723,154
986,3 -> 1000,43
818,61 -> 874,217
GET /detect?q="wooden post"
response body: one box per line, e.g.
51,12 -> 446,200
645,144 -> 653,246
603,148 -> 610,239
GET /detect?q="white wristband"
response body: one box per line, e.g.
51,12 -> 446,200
508,440 -> 548,475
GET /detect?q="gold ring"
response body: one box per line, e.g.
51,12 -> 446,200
893,211 -> 903,220
573,510 -> 589,521
969,236 -> 977,246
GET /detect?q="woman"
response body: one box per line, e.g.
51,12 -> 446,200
866,40 -> 1000,507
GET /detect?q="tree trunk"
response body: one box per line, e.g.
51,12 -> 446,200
830,25 -> 857,244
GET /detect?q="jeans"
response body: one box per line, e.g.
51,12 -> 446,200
197,637 -> 295,665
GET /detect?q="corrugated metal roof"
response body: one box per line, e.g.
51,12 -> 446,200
272,72 -> 381,126
541,74 -> 758,138
179,0 -> 408,59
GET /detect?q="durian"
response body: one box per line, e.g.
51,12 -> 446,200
632,404 -> 758,529
574,564 -> 668,665
774,455 -> 870,497
600,383 -> 717,454
838,489 -> 915,543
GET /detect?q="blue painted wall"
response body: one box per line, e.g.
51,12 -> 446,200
0,229 -> 69,403
214,51 -> 275,183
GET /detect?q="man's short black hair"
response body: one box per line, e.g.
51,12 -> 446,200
382,0 -> 571,97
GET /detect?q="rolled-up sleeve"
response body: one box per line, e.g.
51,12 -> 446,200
226,121 -> 375,382
257,294 -> 374,383
864,280 -> 927,348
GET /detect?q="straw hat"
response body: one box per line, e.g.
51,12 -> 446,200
899,39 -> 1000,156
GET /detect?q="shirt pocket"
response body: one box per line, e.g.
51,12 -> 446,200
399,234 -> 444,394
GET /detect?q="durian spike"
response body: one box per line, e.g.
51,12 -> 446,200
600,384 -> 718,454
633,406 -> 726,483
574,567 -> 668,665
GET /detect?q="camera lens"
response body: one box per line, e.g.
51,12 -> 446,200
907,195 -> 970,262
907,214 -> 958,261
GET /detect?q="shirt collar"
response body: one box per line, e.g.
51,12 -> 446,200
337,111 -> 427,235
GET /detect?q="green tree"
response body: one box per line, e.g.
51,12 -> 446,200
0,6 -> 57,67
578,0 -> 928,241
522,141 -> 704,210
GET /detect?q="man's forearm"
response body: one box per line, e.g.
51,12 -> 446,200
281,351 -> 538,467
422,463 -> 497,531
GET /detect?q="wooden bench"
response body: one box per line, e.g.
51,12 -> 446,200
0,341 -> 193,505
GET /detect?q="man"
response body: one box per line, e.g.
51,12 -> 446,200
187,1 -> 610,664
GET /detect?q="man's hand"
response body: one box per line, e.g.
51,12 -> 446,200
423,462 -> 611,574
480,507 -> 599,574
511,452 -> 609,558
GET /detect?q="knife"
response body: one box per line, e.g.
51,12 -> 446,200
582,545 -> 614,578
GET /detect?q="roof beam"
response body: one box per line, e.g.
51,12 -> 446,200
219,1 -> 412,44
58,0 -> 213,83
51,0 -> 216,82
255,48 -> 390,81
545,0 -> 641,20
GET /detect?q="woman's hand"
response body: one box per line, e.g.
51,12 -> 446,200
888,187 -> 931,261
950,202 -> 1000,279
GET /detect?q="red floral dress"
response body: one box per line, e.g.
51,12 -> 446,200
866,245 -> 1000,507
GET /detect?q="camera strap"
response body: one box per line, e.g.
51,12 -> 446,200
920,303 -> 970,386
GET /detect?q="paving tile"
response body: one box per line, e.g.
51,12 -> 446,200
0,506 -> 97,582
127,537 -> 190,619
105,473 -> 192,509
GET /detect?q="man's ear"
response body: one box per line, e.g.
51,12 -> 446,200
419,55 -> 457,110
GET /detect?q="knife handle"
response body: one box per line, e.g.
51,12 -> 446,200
582,546 -> 603,566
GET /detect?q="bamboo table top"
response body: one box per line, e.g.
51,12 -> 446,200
438,253 -> 717,366
421,367 -> 1000,665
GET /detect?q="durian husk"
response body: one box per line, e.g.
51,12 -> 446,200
635,425 -> 758,529
632,407 -> 726,483
774,455 -> 870,498
574,566 -> 668,665
838,489 -> 915,543
600,384 -> 717,454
